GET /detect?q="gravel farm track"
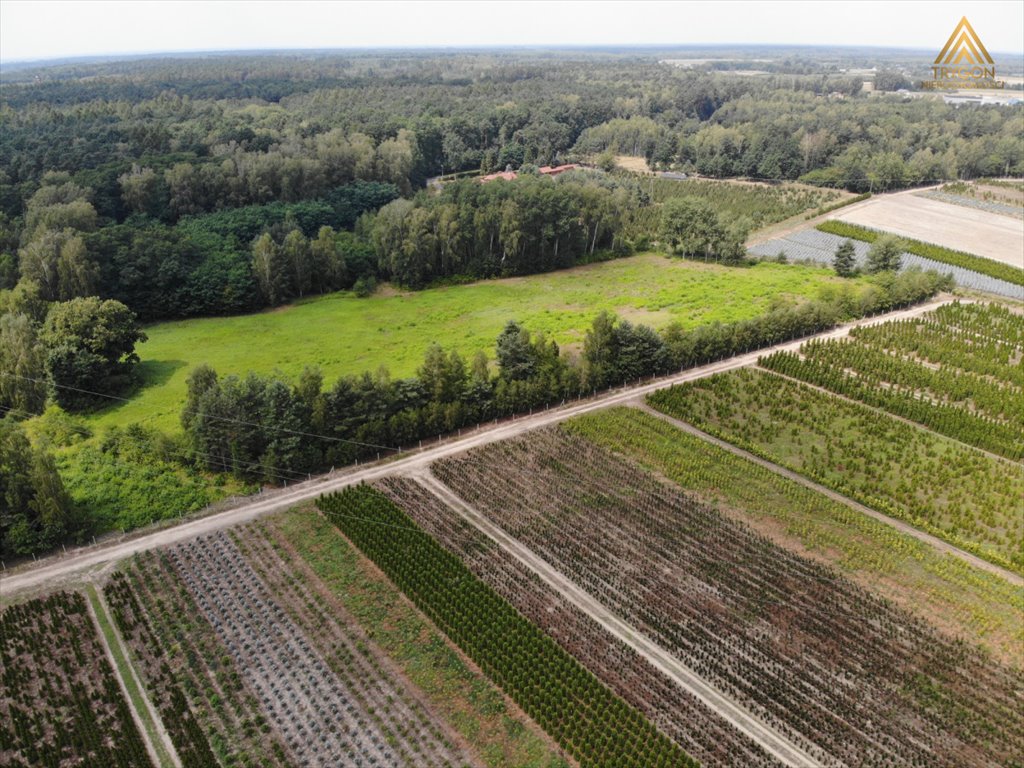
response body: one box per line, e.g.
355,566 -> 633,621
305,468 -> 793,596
4,295 -> 1022,768
8,294 -> 1017,599
407,469 -> 821,767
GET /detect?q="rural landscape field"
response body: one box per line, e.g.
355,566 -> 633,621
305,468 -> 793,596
2,2 -> 1023,767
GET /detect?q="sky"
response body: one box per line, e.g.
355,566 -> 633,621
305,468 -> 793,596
1,0 -> 1023,63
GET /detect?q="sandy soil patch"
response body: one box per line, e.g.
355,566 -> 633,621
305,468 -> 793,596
614,155 -> 652,173
830,191 -> 1024,268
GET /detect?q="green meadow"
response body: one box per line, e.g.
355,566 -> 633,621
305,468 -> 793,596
85,254 -> 859,434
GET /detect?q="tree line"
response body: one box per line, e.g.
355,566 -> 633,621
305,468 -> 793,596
367,171 -> 645,288
5,53 -> 1019,220
574,92 -> 1021,190
3,53 -> 1018,323
5,175 -> 395,320
0,265 -> 948,558
180,268 -> 950,484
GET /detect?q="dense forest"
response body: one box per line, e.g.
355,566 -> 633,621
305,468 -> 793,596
2,52 -> 1020,313
0,49 -> 1017,557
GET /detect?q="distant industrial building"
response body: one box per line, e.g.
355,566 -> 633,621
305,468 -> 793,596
942,92 -> 1022,106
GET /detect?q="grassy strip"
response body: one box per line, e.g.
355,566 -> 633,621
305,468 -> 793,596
103,571 -> 220,768
82,255 -> 851,434
273,506 -> 571,768
86,584 -> 176,768
566,408 -> 1024,664
804,192 -> 871,219
815,220 -> 1024,286
647,369 -> 1023,575
316,488 -> 696,768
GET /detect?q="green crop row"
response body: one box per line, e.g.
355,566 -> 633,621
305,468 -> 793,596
815,220 -> 1024,286
317,484 -> 696,768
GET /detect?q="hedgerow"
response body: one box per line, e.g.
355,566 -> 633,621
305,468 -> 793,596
815,220 -> 1024,286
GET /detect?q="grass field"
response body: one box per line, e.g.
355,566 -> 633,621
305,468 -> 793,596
85,254 -> 858,434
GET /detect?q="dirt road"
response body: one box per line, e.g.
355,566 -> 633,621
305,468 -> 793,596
410,470 -> 824,767
745,185 -> 940,249
85,586 -> 182,768
633,402 -> 1023,587
1,297 -> 960,597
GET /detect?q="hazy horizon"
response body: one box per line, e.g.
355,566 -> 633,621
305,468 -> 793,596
2,0 -> 1022,65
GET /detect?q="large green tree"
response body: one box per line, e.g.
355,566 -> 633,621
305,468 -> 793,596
40,297 -> 147,410
833,239 -> 858,277
0,313 -> 47,414
496,321 -> 537,381
0,417 -> 77,557
251,232 -> 291,306
659,196 -> 743,262
866,235 -> 904,274
18,229 -> 98,301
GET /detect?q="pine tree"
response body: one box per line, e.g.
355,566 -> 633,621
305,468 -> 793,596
866,235 -> 904,274
833,239 -> 857,277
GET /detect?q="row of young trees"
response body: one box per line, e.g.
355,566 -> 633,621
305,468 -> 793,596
654,366 -> 1023,574
818,220 -> 1024,286
1,592 -> 154,767
318,484 -> 696,768
180,269 -> 950,485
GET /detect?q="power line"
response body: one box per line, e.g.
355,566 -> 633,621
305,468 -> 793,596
0,400 -> 314,485
0,372 -> 399,453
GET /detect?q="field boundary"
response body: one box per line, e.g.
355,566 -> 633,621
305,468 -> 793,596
1,297 -> 958,597
632,402 -> 1023,587
816,220 -> 1024,286
755,365 -> 1018,467
85,584 -> 181,768
746,186 -> 887,247
409,469 -> 823,768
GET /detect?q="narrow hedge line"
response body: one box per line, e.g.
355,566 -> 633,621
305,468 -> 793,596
804,192 -> 871,219
815,220 -> 1024,287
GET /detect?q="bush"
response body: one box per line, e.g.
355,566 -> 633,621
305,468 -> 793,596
353,274 -> 377,297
